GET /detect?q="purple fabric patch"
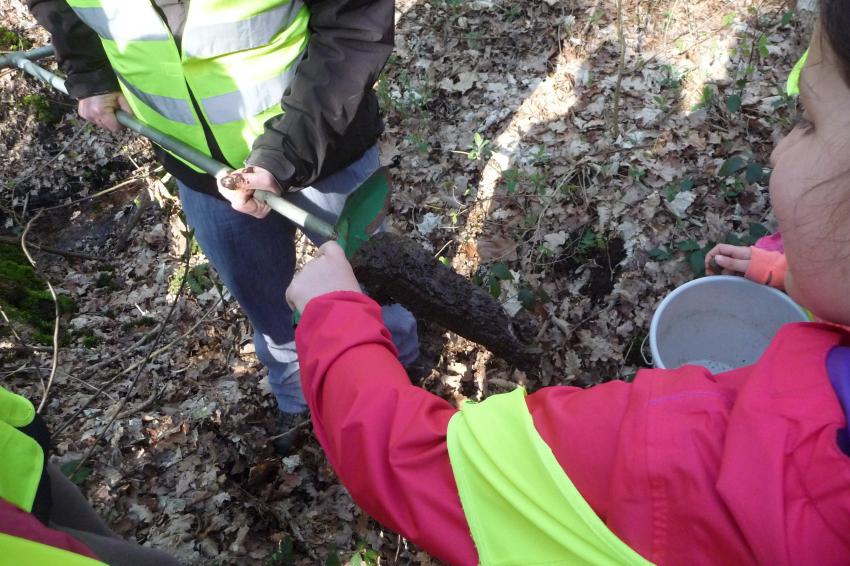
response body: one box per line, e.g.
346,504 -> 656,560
754,232 -> 785,253
827,346 -> 850,455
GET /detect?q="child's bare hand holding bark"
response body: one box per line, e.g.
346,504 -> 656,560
705,244 -> 752,275
286,241 -> 362,313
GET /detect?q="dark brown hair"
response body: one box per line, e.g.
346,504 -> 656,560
821,0 -> 850,87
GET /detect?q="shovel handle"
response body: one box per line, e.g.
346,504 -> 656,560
6,45 -> 337,240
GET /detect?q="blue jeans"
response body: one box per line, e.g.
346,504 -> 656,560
179,146 -> 419,412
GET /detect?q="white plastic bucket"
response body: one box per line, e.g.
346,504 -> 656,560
649,275 -> 809,371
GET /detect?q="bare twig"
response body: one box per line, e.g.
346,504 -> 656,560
68,237 -> 196,476
77,322 -> 165,377
53,299 -> 219,437
0,307 -> 47,394
39,170 -> 152,212
0,236 -> 107,261
267,418 -> 312,441
115,186 -> 151,252
20,211 -> 60,414
610,0 -> 626,139
0,123 -> 88,197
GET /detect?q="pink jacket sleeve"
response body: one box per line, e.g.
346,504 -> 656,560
295,292 -> 630,564
295,292 -> 478,565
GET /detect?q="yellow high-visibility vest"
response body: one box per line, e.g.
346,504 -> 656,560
447,388 -> 654,565
66,0 -> 310,170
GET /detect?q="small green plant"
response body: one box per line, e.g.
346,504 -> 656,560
347,545 -> 380,566
530,145 -> 550,166
22,94 -> 60,124
376,62 -> 432,117
693,85 -> 715,111
665,176 -> 695,202
654,64 -> 685,112
577,230 -> 605,258
121,316 -> 157,331
648,222 -> 769,276
500,168 -> 522,194
60,459 -> 92,486
517,285 -> 551,311
82,334 -> 99,348
266,537 -> 295,566
716,154 -> 769,200
95,270 -> 118,290
406,132 -> 430,154
0,244 -> 75,345
648,238 -> 711,276
467,132 -> 492,161
0,27 -> 32,50
473,262 -> 513,299
168,263 -> 214,296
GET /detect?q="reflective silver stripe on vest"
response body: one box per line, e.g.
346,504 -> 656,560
116,74 -> 197,125
181,0 -> 305,59
71,2 -> 169,42
201,63 -> 299,124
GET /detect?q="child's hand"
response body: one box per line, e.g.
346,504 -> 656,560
286,241 -> 362,313
705,244 -> 752,275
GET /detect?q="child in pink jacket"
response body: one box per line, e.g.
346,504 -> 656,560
286,6 -> 850,565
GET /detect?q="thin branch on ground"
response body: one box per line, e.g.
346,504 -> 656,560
69,236 -> 195,477
610,0 -> 626,139
39,169 -> 155,212
0,306 -> 46,394
0,235 -> 107,261
52,299 -> 219,437
20,211 -> 60,414
0,122 -> 88,195
115,186 -> 151,252
77,322 -> 165,378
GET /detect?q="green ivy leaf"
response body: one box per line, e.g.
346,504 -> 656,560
718,155 -> 746,177
725,93 -> 742,113
748,222 -> 769,240
648,247 -> 673,261
676,239 -> 701,252
724,233 -> 744,246
489,262 -> 512,280
518,287 -> 536,310
688,249 -> 707,277
745,161 -> 764,184
488,278 -> 502,299
60,460 -> 92,486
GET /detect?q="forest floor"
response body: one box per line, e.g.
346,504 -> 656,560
1,0 -> 811,564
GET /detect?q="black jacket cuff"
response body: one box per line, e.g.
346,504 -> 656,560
65,67 -> 120,99
245,149 -> 297,191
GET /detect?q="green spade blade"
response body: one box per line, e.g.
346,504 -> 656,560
335,167 -> 392,259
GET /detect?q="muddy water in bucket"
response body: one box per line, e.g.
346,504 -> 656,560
650,276 -> 809,371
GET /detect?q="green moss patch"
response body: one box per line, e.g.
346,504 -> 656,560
0,244 -> 75,345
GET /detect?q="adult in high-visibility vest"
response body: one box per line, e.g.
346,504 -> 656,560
282,7 -> 850,560
26,0 -> 420,453
0,386 -> 180,564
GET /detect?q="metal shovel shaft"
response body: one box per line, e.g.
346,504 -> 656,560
2,45 -> 336,240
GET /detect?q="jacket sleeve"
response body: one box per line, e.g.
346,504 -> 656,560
295,292 -> 479,565
245,0 -> 394,189
27,0 -> 119,98
295,292 -> 635,564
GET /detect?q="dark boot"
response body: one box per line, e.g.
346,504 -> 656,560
272,410 -> 309,455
